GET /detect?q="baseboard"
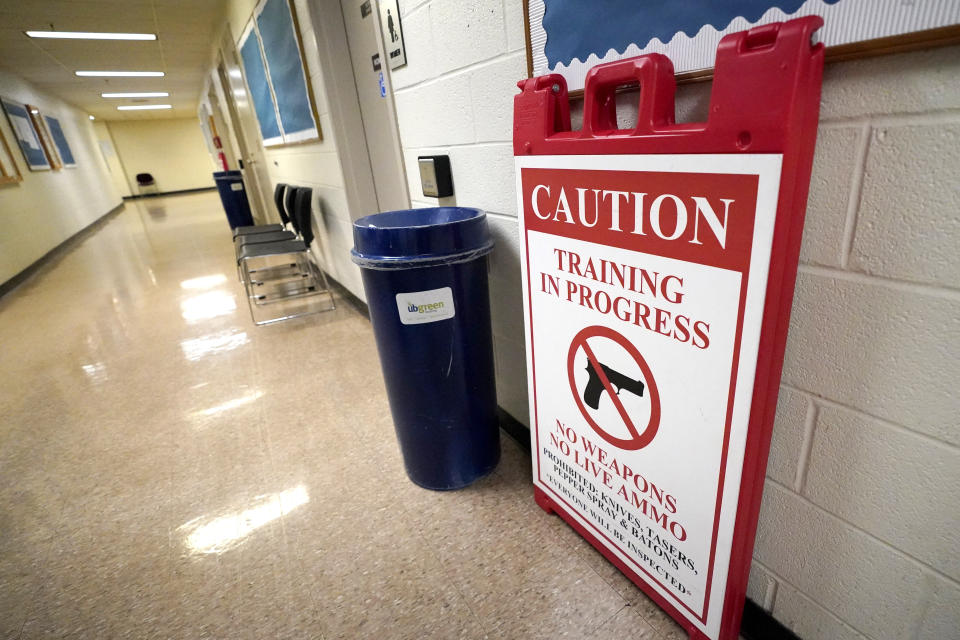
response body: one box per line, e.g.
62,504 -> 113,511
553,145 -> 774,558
324,274 -> 369,319
741,598 -> 800,640
497,407 -> 531,453
0,201 -> 126,300
123,186 -> 217,200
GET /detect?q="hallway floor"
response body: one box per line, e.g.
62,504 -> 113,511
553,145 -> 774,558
0,192 -> 690,639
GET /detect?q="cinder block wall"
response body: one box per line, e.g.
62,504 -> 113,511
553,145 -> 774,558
750,45 -> 960,640
389,1 -> 960,638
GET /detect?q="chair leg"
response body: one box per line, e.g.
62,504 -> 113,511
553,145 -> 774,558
240,250 -> 336,325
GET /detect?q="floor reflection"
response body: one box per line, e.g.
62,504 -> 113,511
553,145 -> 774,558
190,390 -> 263,420
179,330 -> 249,361
80,362 -> 108,383
178,485 -> 310,555
180,274 -> 228,290
180,290 -> 236,323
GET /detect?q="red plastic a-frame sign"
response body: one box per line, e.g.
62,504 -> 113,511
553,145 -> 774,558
513,17 -> 824,640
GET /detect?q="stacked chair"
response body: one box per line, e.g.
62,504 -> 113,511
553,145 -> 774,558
232,183 -> 289,238
235,183 -> 336,325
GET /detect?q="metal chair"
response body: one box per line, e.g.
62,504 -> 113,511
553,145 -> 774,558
135,172 -> 159,195
237,186 -> 336,325
234,186 -> 300,287
232,183 -> 290,238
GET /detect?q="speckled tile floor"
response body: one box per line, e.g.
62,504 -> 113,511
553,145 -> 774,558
0,192 -> 694,639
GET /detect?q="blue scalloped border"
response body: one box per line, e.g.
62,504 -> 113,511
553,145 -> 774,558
542,0 -> 841,67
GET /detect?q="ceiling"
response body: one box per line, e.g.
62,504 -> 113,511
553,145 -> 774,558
0,0 -> 226,120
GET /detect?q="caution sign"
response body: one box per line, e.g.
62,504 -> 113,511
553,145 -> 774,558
515,19 -> 823,640
519,151 -> 782,632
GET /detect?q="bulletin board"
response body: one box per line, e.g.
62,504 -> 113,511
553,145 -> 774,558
238,0 -> 321,146
525,0 -> 960,90
239,28 -> 282,145
0,117 -> 23,185
43,115 -> 76,168
1,97 -> 50,171
26,105 -> 62,171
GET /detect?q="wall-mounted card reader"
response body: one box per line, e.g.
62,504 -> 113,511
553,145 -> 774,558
417,155 -> 453,198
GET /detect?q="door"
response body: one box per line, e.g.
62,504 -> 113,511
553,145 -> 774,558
341,0 -> 409,212
216,32 -> 275,224
206,84 -> 240,171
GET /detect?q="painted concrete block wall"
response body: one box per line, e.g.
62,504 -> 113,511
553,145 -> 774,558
105,118 -> 216,194
391,0 -> 529,424
0,70 -> 122,286
387,2 -> 960,637
91,121 -> 134,198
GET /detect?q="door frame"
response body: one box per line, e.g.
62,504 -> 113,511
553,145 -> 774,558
215,26 -> 275,224
205,82 -> 240,172
300,0 -> 383,221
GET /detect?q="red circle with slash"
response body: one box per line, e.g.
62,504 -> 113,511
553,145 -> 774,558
567,325 -> 661,451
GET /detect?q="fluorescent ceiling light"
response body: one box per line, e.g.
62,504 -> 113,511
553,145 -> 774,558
117,104 -> 172,110
101,92 -> 169,98
76,70 -> 164,77
89,115 -> 95,120
26,31 -> 156,40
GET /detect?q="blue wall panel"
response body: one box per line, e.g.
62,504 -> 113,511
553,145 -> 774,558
44,116 -> 75,166
256,0 -> 315,137
240,32 -> 282,142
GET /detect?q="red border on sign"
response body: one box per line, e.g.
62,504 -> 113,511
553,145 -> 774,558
566,325 -> 661,450
523,167 -> 755,624
515,16 -> 824,640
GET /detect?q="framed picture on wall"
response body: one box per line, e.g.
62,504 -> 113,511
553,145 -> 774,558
524,0 -> 960,91
43,115 -> 77,168
26,105 -> 63,171
0,119 -> 23,185
1,97 -> 51,171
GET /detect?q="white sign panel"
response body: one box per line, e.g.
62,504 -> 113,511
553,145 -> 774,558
379,0 -> 407,70
517,153 -> 781,639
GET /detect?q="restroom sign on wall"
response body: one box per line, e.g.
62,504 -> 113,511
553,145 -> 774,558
514,17 -> 824,640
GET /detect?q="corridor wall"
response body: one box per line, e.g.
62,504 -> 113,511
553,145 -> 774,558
0,69 -> 122,287
91,121 -> 133,198
386,2 -> 960,639
105,119 -> 216,195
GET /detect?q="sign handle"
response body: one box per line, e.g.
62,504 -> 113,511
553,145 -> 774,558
581,53 -> 676,137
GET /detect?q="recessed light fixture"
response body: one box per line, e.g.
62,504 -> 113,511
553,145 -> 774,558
101,92 -> 169,98
76,71 -> 164,77
89,115 -> 95,120
117,104 -> 172,110
26,31 -> 156,40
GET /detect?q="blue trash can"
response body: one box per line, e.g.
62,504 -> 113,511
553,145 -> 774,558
351,207 -> 500,490
213,170 -> 254,229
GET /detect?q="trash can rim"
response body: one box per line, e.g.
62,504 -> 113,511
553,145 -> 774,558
351,207 -> 493,270
350,241 -> 493,270
353,206 -> 484,231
